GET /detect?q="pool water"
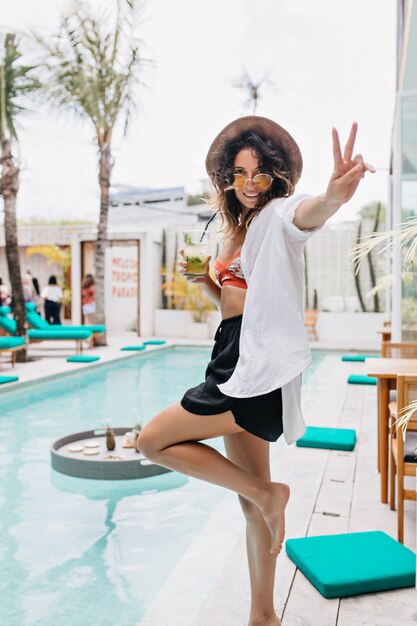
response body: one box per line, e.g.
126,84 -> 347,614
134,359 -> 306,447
0,347 -> 325,625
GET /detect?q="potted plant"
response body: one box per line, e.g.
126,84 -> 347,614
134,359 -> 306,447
161,271 -> 216,339
104,423 -> 116,451
133,419 -> 143,437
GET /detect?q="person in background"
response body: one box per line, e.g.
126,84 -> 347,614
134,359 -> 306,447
81,273 -> 95,324
22,274 -> 36,303
27,270 -> 40,297
41,275 -> 63,325
26,269 -> 41,312
0,278 -> 11,307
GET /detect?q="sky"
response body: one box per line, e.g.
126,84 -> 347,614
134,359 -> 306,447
2,0 -> 397,223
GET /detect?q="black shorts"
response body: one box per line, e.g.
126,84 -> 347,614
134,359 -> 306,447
180,314 -> 283,442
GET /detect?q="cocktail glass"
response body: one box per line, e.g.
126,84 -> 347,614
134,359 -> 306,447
183,230 -> 209,277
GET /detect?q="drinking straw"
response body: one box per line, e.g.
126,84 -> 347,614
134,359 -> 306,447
199,212 -> 218,242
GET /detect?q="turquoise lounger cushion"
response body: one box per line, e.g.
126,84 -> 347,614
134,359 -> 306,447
28,329 -> 91,340
285,531 -> 416,598
121,345 -> 146,351
26,309 -> 50,329
0,337 -> 25,349
296,426 -> 356,451
0,316 -> 92,340
347,374 -> 377,385
67,355 -> 100,363
62,325 -> 105,334
342,355 -> 381,362
0,376 -> 19,384
0,316 -> 17,335
25,305 -> 105,334
42,324 -> 105,333
143,340 -> 166,345
0,306 -> 11,316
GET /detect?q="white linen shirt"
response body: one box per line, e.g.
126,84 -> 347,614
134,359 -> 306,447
218,194 -> 321,444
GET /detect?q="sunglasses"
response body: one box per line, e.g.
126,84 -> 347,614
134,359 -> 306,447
229,173 -> 274,191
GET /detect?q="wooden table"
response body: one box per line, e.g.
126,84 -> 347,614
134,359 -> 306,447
365,357 -> 417,504
377,328 -> 392,342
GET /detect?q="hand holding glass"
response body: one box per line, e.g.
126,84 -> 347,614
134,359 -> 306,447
183,230 -> 209,277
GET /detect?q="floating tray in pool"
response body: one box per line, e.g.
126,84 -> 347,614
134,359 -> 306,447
51,428 -> 172,480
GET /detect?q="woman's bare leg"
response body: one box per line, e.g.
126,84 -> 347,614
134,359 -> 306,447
137,402 -> 289,556
224,431 -> 282,626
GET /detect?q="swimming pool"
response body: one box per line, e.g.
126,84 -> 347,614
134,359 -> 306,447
0,347 -> 325,625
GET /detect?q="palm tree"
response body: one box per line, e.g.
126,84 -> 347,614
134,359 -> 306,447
33,0 -> 147,345
233,68 -> 277,114
0,33 -> 40,360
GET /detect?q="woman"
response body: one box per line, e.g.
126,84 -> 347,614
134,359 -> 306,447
0,278 -> 11,307
138,116 -> 374,626
81,274 -> 96,347
22,273 -> 36,304
81,273 -> 95,324
41,275 -> 63,325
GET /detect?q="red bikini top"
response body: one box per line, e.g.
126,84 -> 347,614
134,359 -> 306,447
214,250 -> 247,289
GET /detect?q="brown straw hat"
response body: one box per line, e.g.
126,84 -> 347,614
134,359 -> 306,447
205,115 -> 303,186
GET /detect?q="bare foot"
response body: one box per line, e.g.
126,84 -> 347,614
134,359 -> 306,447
260,482 -> 290,556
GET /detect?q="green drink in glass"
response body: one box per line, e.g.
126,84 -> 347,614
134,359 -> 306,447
183,230 -> 209,277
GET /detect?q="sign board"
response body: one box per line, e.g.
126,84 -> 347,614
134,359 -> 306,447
105,243 -> 139,332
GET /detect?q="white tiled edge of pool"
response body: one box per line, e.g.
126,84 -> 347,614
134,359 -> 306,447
0,331 -> 378,394
0,340 -> 177,394
0,333 -> 223,392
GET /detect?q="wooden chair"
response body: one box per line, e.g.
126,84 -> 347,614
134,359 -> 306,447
381,341 -> 417,358
377,320 -> 392,342
0,343 -> 26,369
388,374 -> 417,544
304,309 -> 318,341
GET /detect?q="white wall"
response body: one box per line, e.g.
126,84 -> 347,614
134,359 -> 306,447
315,312 -> 386,349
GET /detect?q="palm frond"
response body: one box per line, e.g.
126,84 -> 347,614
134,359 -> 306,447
365,273 -> 394,300
349,216 -> 417,275
0,32 -> 41,141
395,399 -> 417,441
364,270 -> 415,300
31,0 -> 145,142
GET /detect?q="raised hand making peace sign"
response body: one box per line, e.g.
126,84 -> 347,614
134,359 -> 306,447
294,122 -> 376,230
325,122 -> 375,206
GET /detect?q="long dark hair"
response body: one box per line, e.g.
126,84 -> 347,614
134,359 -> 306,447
82,273 -> 95,289
209,131 -> 295,238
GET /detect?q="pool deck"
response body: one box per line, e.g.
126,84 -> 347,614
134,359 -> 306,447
138,352 -> 417,626
2,336 -> 416,625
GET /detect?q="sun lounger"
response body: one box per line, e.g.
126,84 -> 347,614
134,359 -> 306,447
25,303 -> 105,338
0,309 -> 91,354
0,336 -> 26,369
28,329 -> 91,354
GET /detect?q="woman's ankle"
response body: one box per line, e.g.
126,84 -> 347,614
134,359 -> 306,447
248,608 -> 280,625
